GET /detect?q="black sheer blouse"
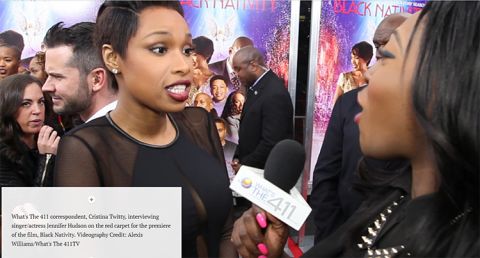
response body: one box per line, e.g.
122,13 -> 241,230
54,108 -> 233,257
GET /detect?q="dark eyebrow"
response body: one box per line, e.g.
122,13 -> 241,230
144,31 -> 170,39
47,72 -> 65,79
392,31 -> 403,53
143,31 -> 192,39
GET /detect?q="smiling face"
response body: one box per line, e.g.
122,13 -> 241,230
211,79 -> 228,102
0,46 -> 20,80
351,53 -> 367,71
16,83 -> 45,136
115,6 -> 193,114
357,12 -> 424,159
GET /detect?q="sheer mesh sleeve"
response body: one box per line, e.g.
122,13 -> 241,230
172,107 -> 226,168
54,135 -> 102,186
218,208 -> 237,257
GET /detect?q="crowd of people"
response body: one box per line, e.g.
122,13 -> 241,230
0,1 -> 478,257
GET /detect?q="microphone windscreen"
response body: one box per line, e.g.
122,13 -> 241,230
264,139 -> 306,192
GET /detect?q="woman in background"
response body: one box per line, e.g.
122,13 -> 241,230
0,74 -> 59,187
332,41 -> 373,104
28,51 -> 48,83
53,1 -> 236,257
232,2 -> 479,257
0,30 -> 24,81
221,90 -> 245,144
0,44 -> 21,80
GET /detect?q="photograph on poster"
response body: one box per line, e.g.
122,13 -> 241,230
309,0 -> 427,177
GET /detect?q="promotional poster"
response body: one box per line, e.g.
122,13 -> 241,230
0,0 -> 293,87
0,1 -> 102,59
308,0 -> 427,177
182,0 -> 292,87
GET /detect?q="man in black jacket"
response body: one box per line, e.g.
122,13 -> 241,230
231,46 -> 293,172
311,13 -> 411,243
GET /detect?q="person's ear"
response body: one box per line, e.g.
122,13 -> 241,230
102,44 -> 121,75
89,68 -> 107,92
248,61 -> 258,72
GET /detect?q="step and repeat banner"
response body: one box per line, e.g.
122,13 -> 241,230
1,0 -> 431,196
182,0 -> 296,88
0,1 -> 101,59
0,0 -> 298,90
305,0 -> 427,184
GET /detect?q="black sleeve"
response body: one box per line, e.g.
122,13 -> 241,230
218,208 -> 237,258
0,154 -> 28,187
241,91 -> 293,167
53,135 -> 101,186
310,94 -> 345,243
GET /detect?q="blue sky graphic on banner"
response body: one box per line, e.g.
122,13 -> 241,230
0,0 -> 291,87
0,1 -> 101,59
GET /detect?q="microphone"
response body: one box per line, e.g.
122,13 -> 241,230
230,139 -> 311,230
264,139 -> 306,192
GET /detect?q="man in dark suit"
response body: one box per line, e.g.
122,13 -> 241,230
231,46 -> 293,171
310,13 -> 411,243
208,36 -> 253,92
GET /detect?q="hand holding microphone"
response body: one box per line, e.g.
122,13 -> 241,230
232,205 -> 289,258
230,139 -> 307,258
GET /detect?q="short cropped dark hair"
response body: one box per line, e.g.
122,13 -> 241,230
43,22 -> 114,89
351,41 -> 373,65
0,30 -> 24,59
214,117 -> 227,127
95,1 -> 184,58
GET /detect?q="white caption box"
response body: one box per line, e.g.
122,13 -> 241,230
2,187 -> 181,258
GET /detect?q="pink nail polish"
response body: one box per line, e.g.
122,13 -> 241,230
258,255 -> 267,258
257,243 -> 269,255
256,213 -> 267,228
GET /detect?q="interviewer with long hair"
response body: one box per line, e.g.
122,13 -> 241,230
232,2 -> 479,257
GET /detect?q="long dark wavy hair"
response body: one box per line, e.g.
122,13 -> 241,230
353,2 -> 479,256
409,2 -> 479,255
0,74 -> 47,167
